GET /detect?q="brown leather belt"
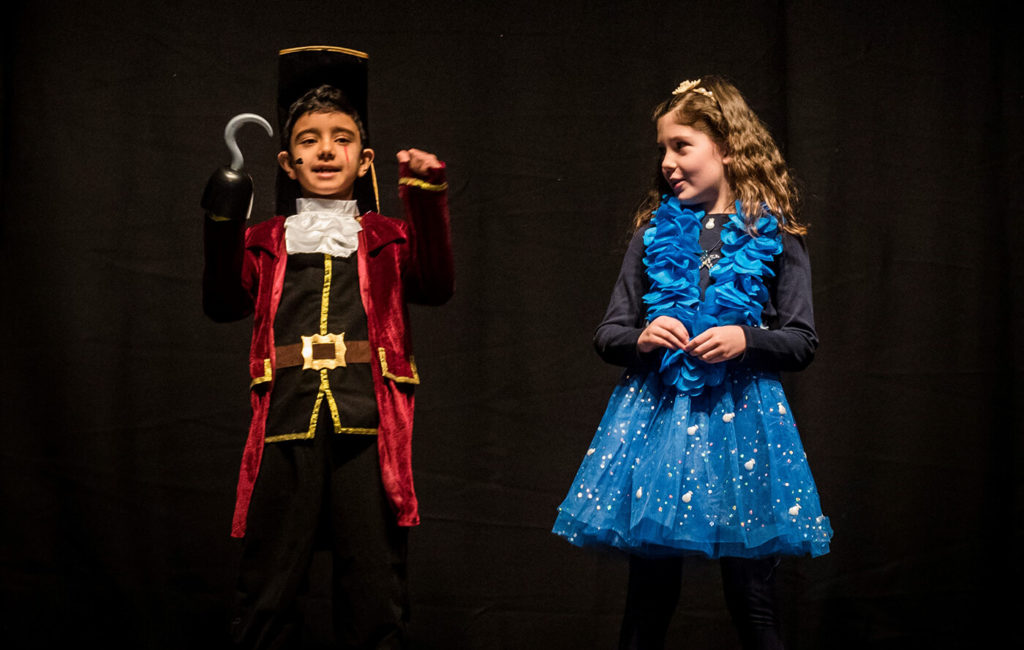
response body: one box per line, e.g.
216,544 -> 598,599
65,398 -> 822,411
276,338 -> 372,369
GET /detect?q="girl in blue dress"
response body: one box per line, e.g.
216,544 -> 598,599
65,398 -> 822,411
553,76 -> 832,649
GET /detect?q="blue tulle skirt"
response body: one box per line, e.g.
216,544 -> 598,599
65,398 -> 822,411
553,368 -> 832,558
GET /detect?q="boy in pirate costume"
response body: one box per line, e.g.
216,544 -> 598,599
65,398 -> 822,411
202,46 -> 453,649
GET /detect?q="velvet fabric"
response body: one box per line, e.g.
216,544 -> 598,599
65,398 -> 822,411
202,162 -> 453,537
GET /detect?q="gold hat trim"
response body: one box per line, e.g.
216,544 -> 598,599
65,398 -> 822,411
279,45 -> 369,59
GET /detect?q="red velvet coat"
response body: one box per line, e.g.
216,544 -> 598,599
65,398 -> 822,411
203,163 -> 453,537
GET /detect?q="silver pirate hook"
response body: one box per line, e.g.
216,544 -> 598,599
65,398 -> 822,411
224,113 -> 274,170
201,113 -> 274,223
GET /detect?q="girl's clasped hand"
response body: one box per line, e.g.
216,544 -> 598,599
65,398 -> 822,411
638,316 -> 746,363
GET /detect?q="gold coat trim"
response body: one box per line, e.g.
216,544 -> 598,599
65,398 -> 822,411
320,255 -> 332,335
264,425 -> 378,443
398,177 -> 448,192
378,348 -> 420,384
250,358 -> 273,388
337,427 -> 378,435
264,431 -> 313,443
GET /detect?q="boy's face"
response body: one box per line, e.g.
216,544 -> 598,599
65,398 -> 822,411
277,110 -> 374,201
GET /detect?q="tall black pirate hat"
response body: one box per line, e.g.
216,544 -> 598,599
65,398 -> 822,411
275,45 -> 379,215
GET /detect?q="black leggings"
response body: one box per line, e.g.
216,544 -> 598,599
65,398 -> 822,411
618,555 -> 784,650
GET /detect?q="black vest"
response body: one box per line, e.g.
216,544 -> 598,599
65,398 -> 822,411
264,252 -> 379,442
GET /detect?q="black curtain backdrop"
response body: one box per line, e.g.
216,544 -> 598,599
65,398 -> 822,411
1,1 -> 1020,648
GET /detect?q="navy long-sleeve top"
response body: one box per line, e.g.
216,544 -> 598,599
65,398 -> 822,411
593,214 -> 817,373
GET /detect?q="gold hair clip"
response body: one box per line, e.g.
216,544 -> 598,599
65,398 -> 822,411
672,79 -> 714,100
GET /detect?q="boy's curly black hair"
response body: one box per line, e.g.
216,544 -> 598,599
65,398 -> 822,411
281,84 -> 368,150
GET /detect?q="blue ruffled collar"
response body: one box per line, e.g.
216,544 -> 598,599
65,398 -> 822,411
642,197 -> 783,395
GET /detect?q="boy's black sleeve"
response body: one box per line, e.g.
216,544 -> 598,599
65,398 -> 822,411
202,215 -> 255,322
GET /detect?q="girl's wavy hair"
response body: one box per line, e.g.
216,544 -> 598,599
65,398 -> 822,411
633,75 -> 806,235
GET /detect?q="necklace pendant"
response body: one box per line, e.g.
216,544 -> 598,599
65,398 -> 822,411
705,216 -> 715,229
700,252 -> 720,270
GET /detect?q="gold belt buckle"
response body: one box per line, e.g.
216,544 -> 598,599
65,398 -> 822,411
300,332 -> 347,370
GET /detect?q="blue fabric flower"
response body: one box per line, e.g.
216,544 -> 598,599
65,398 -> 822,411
642,198 -> 783,395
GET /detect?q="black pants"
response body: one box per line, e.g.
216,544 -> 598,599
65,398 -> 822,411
230,425 -> 408,650
618,555 -> 784,650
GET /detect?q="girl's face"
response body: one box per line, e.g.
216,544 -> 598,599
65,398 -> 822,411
656,114 -> 733,213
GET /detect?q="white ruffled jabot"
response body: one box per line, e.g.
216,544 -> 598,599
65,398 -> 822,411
284,198 -> 362,258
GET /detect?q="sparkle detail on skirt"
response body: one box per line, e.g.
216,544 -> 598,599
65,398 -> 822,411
552,368 -> 832,558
